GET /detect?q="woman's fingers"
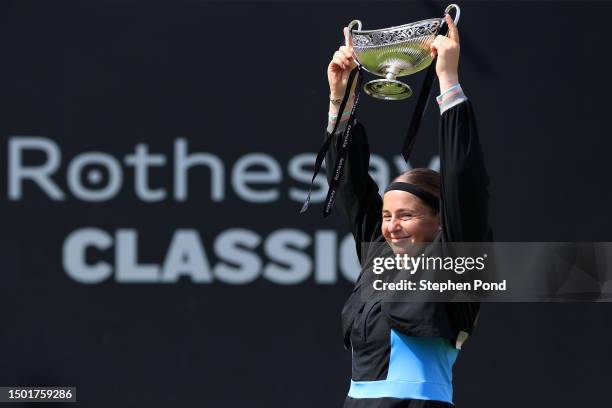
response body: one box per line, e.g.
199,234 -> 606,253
445,14 -> 459,43
339,45 -> 356,69
434,35 -> 451,48
432,20 -> 460,82
431,36 -> 443,57
333,51 -> 345,62
343,27 -> 354,48
333,49 -> 354,69
331,57 -> 344,70
330,40 -> 357,72
339,46 -> 353,60
332,55 -> 349,70
336,52 -> 350,66
431,34 -> 458,57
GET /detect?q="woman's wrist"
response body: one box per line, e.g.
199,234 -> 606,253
329,94 -> 343,115
436,83 -> 467,114
329,101 -> 341,115
328,90 -> 355,115
330,90 -> 345,100
438,73 -> 459,94
327,110 -> 353,133
329,110 -> 352,121
328,77 -> 358,128
329,90 -> 347,113
327,94 -> 354,132
328,102 -> 353,123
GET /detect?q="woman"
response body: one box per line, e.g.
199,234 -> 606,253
325,15 -> 490,407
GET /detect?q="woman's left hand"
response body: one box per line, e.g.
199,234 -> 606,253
431,14 -> 460,92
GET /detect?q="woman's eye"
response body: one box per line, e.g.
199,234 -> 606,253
400,214 -> 413,220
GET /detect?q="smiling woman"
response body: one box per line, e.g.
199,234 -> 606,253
382,170 -> 442,252
323,14 -> 491,408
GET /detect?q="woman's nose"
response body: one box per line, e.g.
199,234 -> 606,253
388,217 -> 401,232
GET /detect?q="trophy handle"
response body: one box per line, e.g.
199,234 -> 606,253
346,20 -> 362,47
443,4 -> 461,26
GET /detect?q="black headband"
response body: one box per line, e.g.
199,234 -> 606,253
384,182 -> 440,211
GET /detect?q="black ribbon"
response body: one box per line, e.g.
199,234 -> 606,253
401,19 -> 450,161
401,62 -> 437,162
300,65 -> 363,217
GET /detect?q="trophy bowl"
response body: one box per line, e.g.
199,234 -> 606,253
348,4 -> 460,100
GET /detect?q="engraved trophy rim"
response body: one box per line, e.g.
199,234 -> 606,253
352,17 -> 443,36
350,4 -> 460,36
350,18 -> 443,50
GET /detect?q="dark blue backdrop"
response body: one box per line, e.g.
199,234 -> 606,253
1,1 -> 611,406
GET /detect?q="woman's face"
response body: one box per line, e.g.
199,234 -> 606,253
382,190 -> 440,252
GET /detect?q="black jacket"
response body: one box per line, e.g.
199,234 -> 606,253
325,100 -> 490,383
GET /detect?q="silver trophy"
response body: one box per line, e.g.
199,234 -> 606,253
348,4 -> 460,100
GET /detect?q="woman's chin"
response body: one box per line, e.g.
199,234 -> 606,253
389,236 -> 411,244
387,239 -> 432,256
387,240 -> 412,254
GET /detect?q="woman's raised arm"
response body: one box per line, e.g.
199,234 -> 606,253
432,15 -> 491,242
324,29 -> 384,263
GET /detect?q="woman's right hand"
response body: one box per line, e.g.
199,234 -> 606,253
327,27 -> 357,100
